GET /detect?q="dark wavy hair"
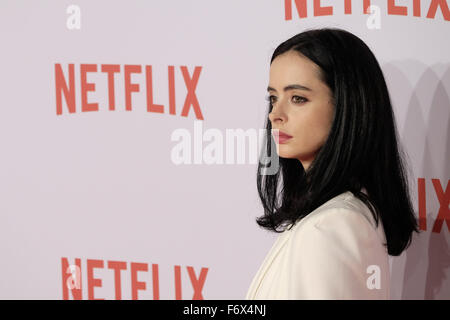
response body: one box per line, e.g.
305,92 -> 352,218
256,27 -> 421,256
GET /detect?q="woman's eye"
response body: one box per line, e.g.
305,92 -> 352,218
265,95 -> 307,105
292,95 -> 308,104
265,95 -> 276,104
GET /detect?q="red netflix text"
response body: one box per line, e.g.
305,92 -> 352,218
61,257 -> 209,300
54,64 -> 204,119
284,0 -> 450,21
418,178 -> 450,232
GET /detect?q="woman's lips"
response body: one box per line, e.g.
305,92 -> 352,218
272,129 -> 293,144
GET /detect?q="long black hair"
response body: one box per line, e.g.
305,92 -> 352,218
256,27 -> 421,256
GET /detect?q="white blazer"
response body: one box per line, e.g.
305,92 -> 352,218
245,190 -> 390,300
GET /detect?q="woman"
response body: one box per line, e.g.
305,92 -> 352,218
246,27 -> 421,300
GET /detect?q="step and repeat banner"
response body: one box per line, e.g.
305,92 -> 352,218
0,0 -> 449,300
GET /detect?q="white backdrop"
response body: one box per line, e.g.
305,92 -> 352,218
0,0 -> 449,299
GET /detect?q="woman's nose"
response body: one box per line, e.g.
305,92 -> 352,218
269,105 -> 285,123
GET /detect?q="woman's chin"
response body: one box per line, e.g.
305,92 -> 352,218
276,149 -> 297,159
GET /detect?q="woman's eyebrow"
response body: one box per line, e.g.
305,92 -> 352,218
267,84 -> 312,92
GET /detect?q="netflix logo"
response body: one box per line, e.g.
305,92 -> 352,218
61,257 -> 209,300
284,0 -> 450,21
54,63 -> 204,119
418,178 -> 450,233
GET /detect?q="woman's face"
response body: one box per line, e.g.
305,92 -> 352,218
268,50 -> 334,170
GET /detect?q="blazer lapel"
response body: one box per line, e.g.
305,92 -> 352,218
246,230 -> 291,299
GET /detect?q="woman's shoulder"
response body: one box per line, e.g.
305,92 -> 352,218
315,191 -> 376,229
286,190 -> 363,227
287,189 -> 386,246
280,190 -> 390,300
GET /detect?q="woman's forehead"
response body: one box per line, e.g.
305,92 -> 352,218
269,52 -> 321,85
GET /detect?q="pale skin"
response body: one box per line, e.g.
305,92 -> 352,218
267,50 -> 335,170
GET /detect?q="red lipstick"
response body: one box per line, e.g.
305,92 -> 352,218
272,129 -> 293,144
